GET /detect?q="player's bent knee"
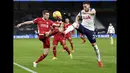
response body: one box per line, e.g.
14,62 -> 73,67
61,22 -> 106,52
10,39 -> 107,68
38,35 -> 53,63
70,41 -> 73,44
44,49 -> 49,55
53,45 -> 57,47
68,38 -> 72,41
53,45 -> 56,50
92,43 -> 96,46
62,44 -> 67,48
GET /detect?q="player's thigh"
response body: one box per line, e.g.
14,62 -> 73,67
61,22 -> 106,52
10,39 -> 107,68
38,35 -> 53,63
53,37 -> 59,45
77,24 -> 87,34
60,38 -> 66,45
38,35 -> 45,41
85,30 -> 96,44
42,37 -> 50,49
67,36 -> 72,42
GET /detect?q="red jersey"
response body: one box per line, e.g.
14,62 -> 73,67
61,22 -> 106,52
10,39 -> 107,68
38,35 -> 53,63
53,21 -> 65,37
52,21 -> 61,29
33,18 -> 53,34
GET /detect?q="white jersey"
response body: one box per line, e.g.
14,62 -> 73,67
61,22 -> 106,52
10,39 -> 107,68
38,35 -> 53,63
77,8 -> 96,31
107,25 -> 115,34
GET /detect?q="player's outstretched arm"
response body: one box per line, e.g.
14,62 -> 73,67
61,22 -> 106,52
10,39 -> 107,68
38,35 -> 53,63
16,21 -> 34,28
86,9 -> 96,15
75,15 -> 80,23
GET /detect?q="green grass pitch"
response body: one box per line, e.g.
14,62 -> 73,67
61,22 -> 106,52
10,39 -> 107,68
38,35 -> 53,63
14,38 -> 116,73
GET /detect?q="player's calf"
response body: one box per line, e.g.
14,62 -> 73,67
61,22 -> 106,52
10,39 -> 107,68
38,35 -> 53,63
92,43 -> 103,67
62,44 -> 70,55
68,39 -> 74,52
52,45 -> 57,58
33,48 -> 49,67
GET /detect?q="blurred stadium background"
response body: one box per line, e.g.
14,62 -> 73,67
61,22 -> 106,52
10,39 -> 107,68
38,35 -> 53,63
13,0 -> 116,38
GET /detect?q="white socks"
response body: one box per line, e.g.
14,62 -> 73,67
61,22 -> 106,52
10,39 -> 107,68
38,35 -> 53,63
93,45 -> 101,61
64,22 -> 79,34
110,36 -> 113,44
64,25 -> 75,34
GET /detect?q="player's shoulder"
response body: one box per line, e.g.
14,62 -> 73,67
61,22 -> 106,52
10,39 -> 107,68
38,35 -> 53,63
48,19 -> 53,23
53,21 -> 59,24
34,17 -> 42,20
48,19 -> 52,21
81,10 -> 84,12
90,8 -> 96,11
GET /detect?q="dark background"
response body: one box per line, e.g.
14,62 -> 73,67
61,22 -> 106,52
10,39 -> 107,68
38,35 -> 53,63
13,1 -> 116,35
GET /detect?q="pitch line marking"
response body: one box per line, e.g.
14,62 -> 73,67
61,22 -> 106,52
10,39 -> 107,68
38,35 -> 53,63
14,62 -> 37,73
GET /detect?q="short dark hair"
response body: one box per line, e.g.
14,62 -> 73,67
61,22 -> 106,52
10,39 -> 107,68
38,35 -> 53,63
83,2 -> 90,5
65,18 -> 69,20
42,10 -> 49,14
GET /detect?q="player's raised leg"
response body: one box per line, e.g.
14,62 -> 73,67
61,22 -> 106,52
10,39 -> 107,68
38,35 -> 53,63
64,22 -> 79,34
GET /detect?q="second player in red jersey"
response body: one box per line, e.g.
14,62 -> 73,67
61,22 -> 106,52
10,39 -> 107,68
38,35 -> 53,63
49,17 -> 73,60
17,10 -> 53,67
63,18 -> 74,52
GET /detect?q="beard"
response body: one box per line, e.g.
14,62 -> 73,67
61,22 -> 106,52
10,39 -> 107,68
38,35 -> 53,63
85,9 -> 89,12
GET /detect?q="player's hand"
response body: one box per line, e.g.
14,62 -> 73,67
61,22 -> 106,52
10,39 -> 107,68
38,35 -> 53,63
59,27 -> 64,32
45,32 -> 50,37
16,24 -> 22,28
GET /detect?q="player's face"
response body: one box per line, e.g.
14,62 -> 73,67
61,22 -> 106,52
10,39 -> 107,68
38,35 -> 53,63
83,4 -> 90,12
65,18 -> 69,23
43,13 -> 50,20
109,23 -> 112,26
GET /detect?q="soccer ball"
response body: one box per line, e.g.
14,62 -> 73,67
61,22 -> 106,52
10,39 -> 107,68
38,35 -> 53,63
53,11 -> 62,18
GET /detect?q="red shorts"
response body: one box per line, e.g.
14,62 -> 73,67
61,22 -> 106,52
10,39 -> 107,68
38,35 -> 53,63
65,33 -> 72,40
38,34 -> 50,49
53,35 -> 66,45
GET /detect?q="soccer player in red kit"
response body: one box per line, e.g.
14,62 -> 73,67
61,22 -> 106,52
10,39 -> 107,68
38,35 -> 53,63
80,33 -> 86,44
62,18 -> 74,52
49,17 -> 73,60
16,10 -> 53,68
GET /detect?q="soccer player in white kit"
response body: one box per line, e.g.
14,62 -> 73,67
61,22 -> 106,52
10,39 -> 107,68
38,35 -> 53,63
63,2 -> 103,67
107,23 -> 115,45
